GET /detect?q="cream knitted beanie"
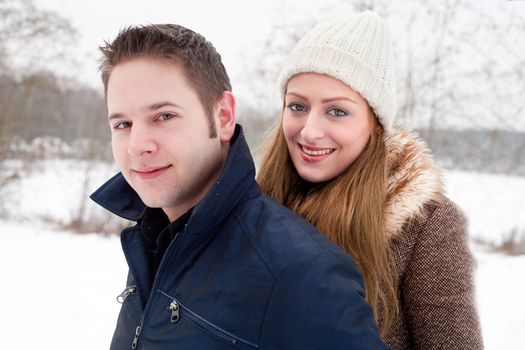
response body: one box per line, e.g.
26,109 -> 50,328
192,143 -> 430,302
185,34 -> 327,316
277,11 -> 397,131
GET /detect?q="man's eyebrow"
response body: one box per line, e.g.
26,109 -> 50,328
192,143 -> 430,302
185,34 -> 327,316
108,102 -> 184,120
108,113 -> 123,121
147,101 -> 184,111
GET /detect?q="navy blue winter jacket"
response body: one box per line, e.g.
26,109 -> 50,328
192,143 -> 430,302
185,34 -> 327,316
91,125 -> 387,350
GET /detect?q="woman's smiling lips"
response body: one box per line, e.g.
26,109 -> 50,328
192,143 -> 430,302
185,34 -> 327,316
298,143 -> 335,163
133,165 -> 172,180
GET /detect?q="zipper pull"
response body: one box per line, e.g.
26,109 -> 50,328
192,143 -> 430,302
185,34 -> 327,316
169,300 -> 180,323
116,286 -> 136,304
131,325 -> 141,349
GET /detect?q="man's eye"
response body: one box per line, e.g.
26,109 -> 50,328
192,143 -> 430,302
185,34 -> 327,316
158,113 -> 175,121
287,103 -> 308,112
113,121 -> 132,129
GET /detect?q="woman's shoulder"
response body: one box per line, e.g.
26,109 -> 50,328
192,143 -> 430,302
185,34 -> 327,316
404,195 -> 467,241
390,195 -> 469,273
424,195 -> 467,228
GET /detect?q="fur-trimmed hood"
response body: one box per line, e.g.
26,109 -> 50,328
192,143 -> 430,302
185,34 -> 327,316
384,126 -> 445,238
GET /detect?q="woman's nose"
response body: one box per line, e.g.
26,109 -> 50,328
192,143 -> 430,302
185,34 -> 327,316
300,112 -> 325,143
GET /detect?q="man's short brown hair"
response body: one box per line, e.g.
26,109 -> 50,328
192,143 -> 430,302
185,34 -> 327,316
99,24 -> 231,137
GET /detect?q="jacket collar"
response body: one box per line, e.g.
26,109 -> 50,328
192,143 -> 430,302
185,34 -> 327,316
90,124 -> 259,231
384,126 -> 445,238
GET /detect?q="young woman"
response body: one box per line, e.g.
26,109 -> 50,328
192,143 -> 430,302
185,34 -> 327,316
257,11 -> 483,350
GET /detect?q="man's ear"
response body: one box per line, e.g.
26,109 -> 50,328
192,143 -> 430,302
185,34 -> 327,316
216,91 -> 236,143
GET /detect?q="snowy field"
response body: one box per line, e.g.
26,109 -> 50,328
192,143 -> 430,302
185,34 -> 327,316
1,160 -> 524,349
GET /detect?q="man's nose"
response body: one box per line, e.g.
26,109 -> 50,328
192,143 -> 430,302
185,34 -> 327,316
128,124 -> 158,157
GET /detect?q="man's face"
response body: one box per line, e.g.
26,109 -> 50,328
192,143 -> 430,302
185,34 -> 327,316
107,57 -> 229,221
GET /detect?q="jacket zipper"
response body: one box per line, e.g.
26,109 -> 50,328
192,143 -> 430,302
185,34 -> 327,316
123,230 -> 184,350
169,300 -> 180,323
131,325 -> 141,349
161,291 -> 259,349
116,286 -> 136,304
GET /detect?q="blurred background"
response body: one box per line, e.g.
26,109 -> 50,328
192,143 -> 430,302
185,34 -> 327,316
0,0 -> 524,348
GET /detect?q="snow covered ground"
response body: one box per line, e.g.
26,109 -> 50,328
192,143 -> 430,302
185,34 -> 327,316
445,170 -> 525,244
1,160 -> 524,349
0,221 -> 125,350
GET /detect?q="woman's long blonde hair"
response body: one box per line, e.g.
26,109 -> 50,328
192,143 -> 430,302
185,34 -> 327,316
257,116 -> 398,337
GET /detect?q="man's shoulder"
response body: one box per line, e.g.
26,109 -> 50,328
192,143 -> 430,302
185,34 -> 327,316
234,192 -> 319,245
229,193 -> 357,280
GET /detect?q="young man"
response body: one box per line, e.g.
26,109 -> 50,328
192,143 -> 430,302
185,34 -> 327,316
91,24 -> 387,350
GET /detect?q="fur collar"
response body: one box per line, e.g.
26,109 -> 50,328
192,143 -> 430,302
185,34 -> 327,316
384,126 -> 445,238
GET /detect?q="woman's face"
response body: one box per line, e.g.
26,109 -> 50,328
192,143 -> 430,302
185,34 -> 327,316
282,73 -> 376,183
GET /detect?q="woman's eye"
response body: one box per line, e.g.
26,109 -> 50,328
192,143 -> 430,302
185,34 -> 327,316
158,113 -> 175,121
113,121 -> 132,129
328,108 -> 348,117
287,103 -> 308,112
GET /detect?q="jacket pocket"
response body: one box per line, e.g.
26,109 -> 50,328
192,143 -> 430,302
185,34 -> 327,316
158,290 -> 258,349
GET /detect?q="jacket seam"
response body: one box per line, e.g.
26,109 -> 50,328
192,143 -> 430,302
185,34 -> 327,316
232,205 -> 328,345
257,249 -> 321,345
232,208 -> 278,280
232,199 -> 328,281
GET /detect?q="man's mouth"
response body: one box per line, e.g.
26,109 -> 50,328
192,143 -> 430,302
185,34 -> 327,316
133,165 -> 172,179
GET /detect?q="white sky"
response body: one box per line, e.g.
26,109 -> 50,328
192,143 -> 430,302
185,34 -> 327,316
36,0 -> 282,89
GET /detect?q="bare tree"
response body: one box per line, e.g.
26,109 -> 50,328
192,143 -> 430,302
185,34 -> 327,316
0,0 -> 77,213
0,0 -> 77,72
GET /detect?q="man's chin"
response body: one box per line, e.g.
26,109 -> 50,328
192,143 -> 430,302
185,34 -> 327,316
135,192 -> 167,208
140,199 -> 166,209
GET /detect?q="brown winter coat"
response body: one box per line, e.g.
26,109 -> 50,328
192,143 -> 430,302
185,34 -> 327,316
380,127 -> 483,349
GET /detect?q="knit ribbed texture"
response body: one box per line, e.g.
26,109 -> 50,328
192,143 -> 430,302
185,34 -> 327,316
278,11 -> 397,132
